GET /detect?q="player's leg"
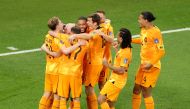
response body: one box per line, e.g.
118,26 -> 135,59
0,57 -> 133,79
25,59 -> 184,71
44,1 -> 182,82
39,74 -> 53,109
39,91 -> 53,109
142,86 -> 154,109
132,67 -> 143,109
141,67 -> 160,109
72,98 -> 81,109
107,101 -> 115,109
85,85 -> 98,109
98,94 -> 110,109
58,75 -> 70,109
51,75 -> 60,109
84,64 -> 102,109
60,97 -> 67,109
51,94 -> 60,109
71,75 -> 82,109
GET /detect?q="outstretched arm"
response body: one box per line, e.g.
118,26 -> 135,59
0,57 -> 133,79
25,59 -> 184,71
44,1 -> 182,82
132,38 -> 141,44
102,58 -> 127,74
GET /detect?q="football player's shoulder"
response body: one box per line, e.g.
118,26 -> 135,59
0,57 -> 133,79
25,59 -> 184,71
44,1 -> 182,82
153,26 -> 161,33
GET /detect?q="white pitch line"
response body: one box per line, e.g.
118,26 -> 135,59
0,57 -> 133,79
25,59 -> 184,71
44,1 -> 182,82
0,48 -> 41,57
7,46 -> 19,51
0,27 -> 190,57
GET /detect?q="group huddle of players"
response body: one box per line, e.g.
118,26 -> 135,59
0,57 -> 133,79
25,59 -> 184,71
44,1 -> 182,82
38,10 -> 165,109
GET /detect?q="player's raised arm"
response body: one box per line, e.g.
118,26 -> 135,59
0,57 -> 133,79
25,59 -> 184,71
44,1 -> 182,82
60,39 -> 86,55
97,30 -> 114,43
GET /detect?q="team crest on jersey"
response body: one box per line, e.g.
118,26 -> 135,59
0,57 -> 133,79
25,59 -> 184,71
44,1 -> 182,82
109,32 -> 112,35
124,58 -> 128,64
154,38 -> 159,44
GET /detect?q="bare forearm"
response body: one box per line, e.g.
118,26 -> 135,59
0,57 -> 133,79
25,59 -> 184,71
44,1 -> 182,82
41,45 -> 60,57
61,43 -> 80,55
102,34 -> 114,43
76,33 -> 92,40
108,64 -> 126,74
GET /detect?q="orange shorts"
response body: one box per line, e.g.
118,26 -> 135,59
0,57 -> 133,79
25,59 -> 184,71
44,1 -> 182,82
83,63 -> 103,87
100,81 -> 121,102
58,74 -> 82,98
98,66 -> 110,83
135,66 -> 160,88
44,74 -> 59,93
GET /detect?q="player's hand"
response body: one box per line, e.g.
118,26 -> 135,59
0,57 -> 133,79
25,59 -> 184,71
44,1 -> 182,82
69,35 -> 76,43
78,39 -> 87,46
141,62 -> 153,72
102,58 -> 109,67
112,41 -> 119,52
48,31 -> 58,38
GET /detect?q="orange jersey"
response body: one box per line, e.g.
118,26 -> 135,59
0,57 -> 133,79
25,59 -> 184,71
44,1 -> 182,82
139,26 -> 165,69
100,20 -> 114,60
58,38 -> 89,77
109,48 -> 132,88
44,34 -> 61,75
88,30 -> 106,65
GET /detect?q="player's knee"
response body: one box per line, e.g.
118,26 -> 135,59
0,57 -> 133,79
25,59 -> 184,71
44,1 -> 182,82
85,86 -> 94,95
142,87 -> 152,98
133,84 -> 142,94
98,94 -> 106,105
60,97 -> 67,101
73,97 -> 80,102
108,101 -> 115,108
53,94 -> 60,100
43,91 -> 52,98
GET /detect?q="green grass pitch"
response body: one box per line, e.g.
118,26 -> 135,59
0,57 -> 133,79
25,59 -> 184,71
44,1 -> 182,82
0,0 -> 190,109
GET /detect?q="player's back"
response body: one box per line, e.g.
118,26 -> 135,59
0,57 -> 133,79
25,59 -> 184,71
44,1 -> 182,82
88,31 -> 106,65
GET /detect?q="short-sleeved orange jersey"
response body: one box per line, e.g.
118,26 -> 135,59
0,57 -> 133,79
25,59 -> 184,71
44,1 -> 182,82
140,26 -> 165,69
88,31 -> 106,65
58,38 -> 89,77
44,34 -> 61,75
109,48 -> 132,88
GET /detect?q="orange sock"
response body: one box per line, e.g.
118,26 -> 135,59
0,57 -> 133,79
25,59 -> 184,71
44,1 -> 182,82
100,102 -> 110,109
60,99 -> 67,109
132,93 -> 141,109
144,96 -> 154,109
51,99 -> 60,109
73,101 -> 80,109
39,96 -> 49,109
86,93 -> 98,109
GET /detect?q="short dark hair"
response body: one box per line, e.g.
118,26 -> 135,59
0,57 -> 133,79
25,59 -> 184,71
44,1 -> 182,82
78,16 -> 87,21
71,26 -> 81,34
48,17 -> 60,30
141,11 -> 156,22
96,10 -> 105,15
88,14 -> 101,26
119,28 -> 132,49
